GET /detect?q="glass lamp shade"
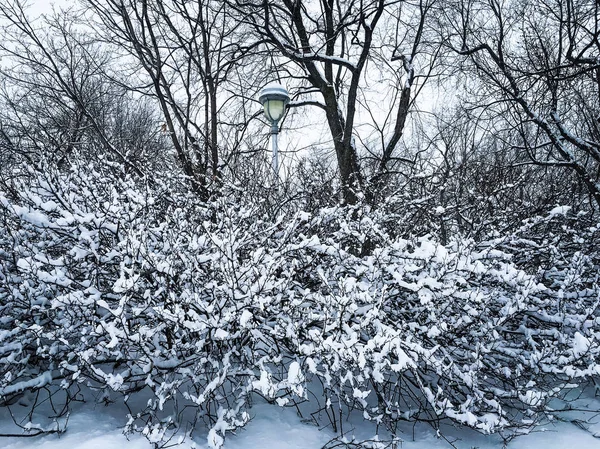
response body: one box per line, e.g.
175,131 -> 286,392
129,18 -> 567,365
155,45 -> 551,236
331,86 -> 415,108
258,84 -> 290,123
264,99 -> 285,122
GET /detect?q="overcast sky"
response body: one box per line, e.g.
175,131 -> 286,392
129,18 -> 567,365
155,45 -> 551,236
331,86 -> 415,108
29,0 -> 71,16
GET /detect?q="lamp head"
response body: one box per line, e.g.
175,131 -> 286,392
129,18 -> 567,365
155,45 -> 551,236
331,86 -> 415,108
259,84 -> 290,123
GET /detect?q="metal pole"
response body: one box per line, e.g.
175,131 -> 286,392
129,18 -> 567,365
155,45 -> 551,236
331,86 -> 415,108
271,121 -> 279,184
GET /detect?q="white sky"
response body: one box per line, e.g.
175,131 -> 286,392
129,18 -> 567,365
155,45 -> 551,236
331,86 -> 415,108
29,0 -> 71,15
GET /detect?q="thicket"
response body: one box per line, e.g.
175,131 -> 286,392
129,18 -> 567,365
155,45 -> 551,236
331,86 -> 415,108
1,161 -> 598,448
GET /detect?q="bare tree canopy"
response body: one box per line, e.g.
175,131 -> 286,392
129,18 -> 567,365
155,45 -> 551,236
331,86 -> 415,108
442,0 -> 600,207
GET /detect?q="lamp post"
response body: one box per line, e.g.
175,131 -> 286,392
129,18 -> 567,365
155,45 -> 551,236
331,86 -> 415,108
258,84 -> 290,183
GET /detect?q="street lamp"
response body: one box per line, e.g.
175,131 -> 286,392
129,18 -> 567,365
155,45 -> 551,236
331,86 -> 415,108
259,84 -> 290,183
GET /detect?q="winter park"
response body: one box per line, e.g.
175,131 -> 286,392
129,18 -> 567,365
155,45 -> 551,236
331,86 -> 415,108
1,0 -> 600,448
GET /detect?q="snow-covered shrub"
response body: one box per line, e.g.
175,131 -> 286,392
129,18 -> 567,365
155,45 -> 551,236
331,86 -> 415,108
232,204 -> 600,438
0,165 -> 258,446
0,164 -> 316,447
1,165 -> 599,447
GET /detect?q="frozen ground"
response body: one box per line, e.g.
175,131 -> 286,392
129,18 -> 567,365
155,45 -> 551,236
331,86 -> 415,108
1,396 -> 600,449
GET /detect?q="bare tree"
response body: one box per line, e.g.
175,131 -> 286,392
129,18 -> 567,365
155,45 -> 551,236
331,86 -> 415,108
0,1 -> 153,176
443,0 -> 600,208
83,0 -> 267,196
234,0 -> 441,204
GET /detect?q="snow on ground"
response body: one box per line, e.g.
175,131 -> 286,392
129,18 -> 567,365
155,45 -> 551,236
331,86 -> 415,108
1,398 -> 599,449
0,399 -> 334,449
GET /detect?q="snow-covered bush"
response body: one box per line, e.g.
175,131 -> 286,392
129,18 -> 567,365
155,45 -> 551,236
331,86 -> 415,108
278,208 -> 600,436
1,164 -> 599,447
